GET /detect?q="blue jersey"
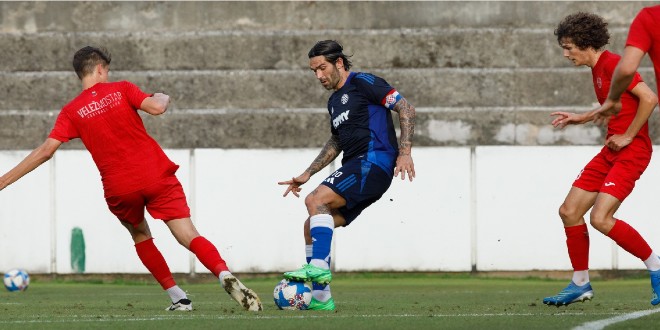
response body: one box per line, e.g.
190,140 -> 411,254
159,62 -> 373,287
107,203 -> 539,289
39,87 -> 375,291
327,72 -> 402,175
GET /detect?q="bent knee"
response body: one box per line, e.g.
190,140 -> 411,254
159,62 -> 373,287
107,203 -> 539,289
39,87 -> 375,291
589,212 -> 614,232
558,203 -> 580,221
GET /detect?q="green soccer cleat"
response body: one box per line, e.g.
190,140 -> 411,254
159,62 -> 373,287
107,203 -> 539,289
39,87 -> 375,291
283,264 -> 332,285
308,297 -> 335,311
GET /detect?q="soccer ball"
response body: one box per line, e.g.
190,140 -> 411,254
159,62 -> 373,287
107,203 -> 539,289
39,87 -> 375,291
3,269 -> 30,292
273,279 -> 312,310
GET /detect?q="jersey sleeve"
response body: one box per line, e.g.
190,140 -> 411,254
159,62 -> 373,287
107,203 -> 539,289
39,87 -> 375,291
605,55 -> 644,92
48,110 -> 79,142
626,8 -> 652,52
120,81 -> 151,109
353,73 -> 402,110
627,72 -> 644,92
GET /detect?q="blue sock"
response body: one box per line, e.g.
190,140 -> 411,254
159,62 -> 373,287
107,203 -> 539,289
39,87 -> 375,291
309,214 -> 334,269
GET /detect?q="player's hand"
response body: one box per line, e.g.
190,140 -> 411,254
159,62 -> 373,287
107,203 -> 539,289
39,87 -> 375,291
394,154 -> 415,182
593,99 -> 621,126
605,134 -> 633,151
550,112 -> 581,129
278,172 -> 311,197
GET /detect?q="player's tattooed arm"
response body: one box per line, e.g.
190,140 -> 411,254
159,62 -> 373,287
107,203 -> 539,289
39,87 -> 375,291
306,134 -> 341,176
278,135 -> 340,198
393,98 -> 416,155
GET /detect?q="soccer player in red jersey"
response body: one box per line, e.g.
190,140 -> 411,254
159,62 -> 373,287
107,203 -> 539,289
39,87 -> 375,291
544,13 -> 660,306
0,46 -> 262,312
595,5 -> 660,120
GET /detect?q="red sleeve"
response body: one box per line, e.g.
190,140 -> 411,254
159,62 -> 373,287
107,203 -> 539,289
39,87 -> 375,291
605,54 -> 644,92
121,81 -> 151,109
48,109 -> 79,143
627,72 -> 644,92
626,8 -> 652,52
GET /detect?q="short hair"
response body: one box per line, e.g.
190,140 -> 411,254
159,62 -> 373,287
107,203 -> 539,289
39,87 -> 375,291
308,40 -> 352,71
554,12 -> 610,50
72,46 -> 111,79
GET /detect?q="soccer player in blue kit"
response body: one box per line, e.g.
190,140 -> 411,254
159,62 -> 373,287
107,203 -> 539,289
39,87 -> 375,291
278,40 -> 417,310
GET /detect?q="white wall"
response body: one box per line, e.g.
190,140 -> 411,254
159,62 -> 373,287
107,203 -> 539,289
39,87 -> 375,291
2,146 -> 660,274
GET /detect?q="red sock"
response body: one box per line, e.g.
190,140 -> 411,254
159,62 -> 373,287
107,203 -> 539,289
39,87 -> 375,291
607,219 -> 652,260
189,236 -> 229,277
565,224 -> 589,271
135,238 -> 176,290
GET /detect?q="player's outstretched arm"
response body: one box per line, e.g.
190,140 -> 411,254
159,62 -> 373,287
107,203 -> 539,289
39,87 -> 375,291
550,111 -> 594,129
278,135 -> 340,197
606,82 -> 658,151
0,138 -> 62,191
140,92 -> 170,115
392,98 -> 415,182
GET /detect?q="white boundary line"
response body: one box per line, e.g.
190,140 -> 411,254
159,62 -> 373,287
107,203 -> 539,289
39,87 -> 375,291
572,308 -> 660,330
0,312 -> 631,324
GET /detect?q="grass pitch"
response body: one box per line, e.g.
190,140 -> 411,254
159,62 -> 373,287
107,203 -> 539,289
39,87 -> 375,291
1,273 -> 660,329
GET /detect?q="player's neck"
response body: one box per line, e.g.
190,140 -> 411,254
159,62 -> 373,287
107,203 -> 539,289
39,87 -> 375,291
81,76 -> 107,90
587,50 -> 604,68
334,70 -> 351,91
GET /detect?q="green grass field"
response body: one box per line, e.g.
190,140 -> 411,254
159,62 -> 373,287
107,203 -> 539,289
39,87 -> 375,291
2,273 -> 660,329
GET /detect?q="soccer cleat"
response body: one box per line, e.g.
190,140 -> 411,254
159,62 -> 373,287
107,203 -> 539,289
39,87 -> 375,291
308,297 -> 335,311
222,274 -> 263,311
543,281 -> 594,307
650,269 -> 660,305
283,264 -> 332,285
165,298 -> 193,311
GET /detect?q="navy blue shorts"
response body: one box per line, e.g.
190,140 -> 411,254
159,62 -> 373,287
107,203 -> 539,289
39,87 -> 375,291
320,159 -> 393,225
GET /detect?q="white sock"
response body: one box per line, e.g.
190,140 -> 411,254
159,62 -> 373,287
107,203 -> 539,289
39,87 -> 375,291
310,258 -> 330,269
305,244 -> 313,261
644,252 -> 660,271
166,285 -> 187,302
572,270 -> 590,286
312,284 -> 332,302
219,270 -> 232,286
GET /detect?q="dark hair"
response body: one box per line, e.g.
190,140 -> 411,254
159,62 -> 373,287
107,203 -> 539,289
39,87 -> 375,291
72,46 -> 111,79
308,40 -> 352,71
555,12 -> 610,50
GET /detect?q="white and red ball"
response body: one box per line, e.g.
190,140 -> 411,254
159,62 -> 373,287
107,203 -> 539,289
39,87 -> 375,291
3,269 -> 30,292
273,279 -> 312,310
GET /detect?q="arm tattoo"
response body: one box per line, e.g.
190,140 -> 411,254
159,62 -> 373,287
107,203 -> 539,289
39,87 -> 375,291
306,135 -> 341,176
393,98 -> 416,155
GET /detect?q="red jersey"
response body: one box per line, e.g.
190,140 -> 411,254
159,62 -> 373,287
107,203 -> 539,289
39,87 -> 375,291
49,81 -> 178,197
591,51 -> 650,148
626,5 -> 660,94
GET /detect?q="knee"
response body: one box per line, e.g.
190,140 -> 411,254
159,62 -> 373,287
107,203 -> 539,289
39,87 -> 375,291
588,211 -> 611,232
304,193 -> 327,214
558,203 -> 579,223
304,193 -> 318,209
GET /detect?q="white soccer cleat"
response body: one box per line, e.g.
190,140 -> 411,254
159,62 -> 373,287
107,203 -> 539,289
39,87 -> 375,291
221,274 -> 263,311
165,298 -> 193,311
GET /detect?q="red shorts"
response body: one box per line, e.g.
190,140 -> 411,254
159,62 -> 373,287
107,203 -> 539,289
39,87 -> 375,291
573,139 -> 651,201
105,175 -> 191,228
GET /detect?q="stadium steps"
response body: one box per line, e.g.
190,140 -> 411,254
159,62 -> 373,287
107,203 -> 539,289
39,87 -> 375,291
0,1 -> 656,149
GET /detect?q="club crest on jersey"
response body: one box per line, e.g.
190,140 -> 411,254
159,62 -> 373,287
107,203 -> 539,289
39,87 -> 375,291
383,90 -> 401,110
341,94 -> 349,105
597,77 -> 602,89
332,109 -> 350,128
